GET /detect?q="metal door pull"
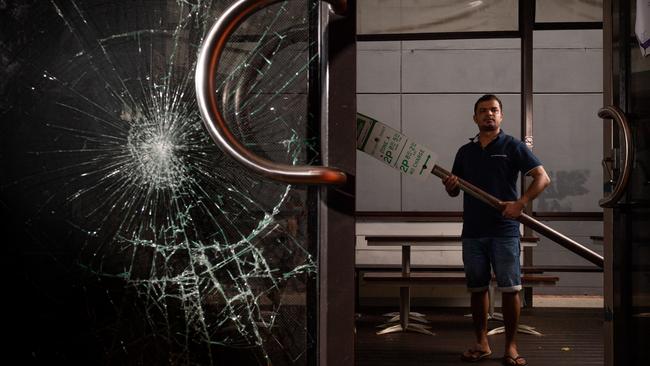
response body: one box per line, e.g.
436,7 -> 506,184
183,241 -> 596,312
196,0 -> 348,185
597,105 -> 633,207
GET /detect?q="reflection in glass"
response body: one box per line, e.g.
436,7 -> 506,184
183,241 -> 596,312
0,1 -> 317,365
535,0 -> 603,23
357,0 -> 518,34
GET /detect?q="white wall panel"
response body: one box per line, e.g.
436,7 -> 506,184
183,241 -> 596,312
356,94 -> 402,211
533,29 -> 602,49
401,94 -> 522,211
402,39 -> 520,93
357,42 -> 401,93
533,30 -> 603,92
533,94 -> 603,212
357,41 -> 402,51
533,49 -> 602,92
404,38 -> 521,50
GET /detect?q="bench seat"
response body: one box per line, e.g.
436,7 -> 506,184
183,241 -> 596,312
362,272 -> 559,287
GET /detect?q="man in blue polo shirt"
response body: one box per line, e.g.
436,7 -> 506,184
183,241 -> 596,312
442,94 -> 550,366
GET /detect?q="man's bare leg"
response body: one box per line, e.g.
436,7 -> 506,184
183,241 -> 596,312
470,290 -> 491,352
461,290 -> 492,361
502,291 -> 526,365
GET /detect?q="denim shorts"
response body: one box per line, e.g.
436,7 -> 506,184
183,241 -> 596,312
462,237 -> 522,293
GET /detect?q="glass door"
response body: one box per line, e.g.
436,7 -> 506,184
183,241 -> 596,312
0,1 -> 355,365
603,1 -> 650,365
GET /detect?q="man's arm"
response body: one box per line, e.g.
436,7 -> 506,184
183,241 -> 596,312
501,165 -> 551,219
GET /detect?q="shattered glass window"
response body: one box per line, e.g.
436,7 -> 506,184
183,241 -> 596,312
1,1 -> 319,365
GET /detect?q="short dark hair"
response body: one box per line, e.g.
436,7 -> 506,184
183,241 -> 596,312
474,94 -> 503,114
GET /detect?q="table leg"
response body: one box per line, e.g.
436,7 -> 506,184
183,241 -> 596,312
400,286 -> 409,330
376,245 -> 434,335
487,284 -> 543,336
401,245 -> 410,329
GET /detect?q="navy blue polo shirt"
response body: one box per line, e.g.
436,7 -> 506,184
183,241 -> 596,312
451,130 -> 542,238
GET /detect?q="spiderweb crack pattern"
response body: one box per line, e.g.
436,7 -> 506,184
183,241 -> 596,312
1,0 -> 318,364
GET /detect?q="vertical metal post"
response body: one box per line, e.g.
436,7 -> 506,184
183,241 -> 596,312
520,0 -> 535,308
317,1 -> 356,365
307,2 -> 321,365
607,2 -> 632,365
602,2 -> 615,365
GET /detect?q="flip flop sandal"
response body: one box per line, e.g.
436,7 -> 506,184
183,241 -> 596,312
460,349 -> 492,362
502,355 -> 528,366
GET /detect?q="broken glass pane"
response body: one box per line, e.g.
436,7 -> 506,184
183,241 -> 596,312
1,1 -> 318,365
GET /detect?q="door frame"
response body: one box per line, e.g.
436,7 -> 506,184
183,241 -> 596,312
316,1 -> 356,365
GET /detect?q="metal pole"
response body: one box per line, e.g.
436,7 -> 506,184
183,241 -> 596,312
431,165 -> 604,268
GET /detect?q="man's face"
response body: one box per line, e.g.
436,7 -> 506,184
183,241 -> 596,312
473,99 -> 503,132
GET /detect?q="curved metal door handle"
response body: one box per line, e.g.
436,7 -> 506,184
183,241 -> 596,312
597,105 -> 633,207
195,0 -> 348,185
